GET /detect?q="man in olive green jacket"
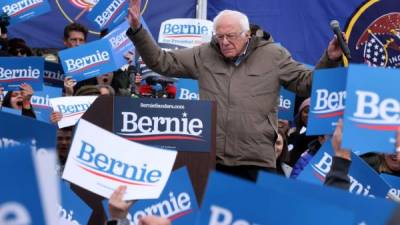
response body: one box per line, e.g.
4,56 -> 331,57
126,0 -> 343,180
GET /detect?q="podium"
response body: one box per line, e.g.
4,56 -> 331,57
81,95 -> 216,203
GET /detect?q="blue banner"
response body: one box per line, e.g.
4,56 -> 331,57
307,68 -> 347,135
59,39 -> 117,82
199,171 -> 354,225
0,57 -> 44,91
278,87 -> 295,121
113,97 -> 212,152
1,0 -> 51,25
0,146 -> 46,225
0,110 -> 56,148
44,61 -> 65,88
104,167 -> 198,225
31,85 -> 62,123
381,174 -> 400,200
342,65 -> 400,152
297,139 -> 391,198
59,181 -> 92,225
86,0 -> 128,30
258,172 -> 397,225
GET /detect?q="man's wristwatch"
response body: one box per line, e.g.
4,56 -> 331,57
106,218 -> 130,225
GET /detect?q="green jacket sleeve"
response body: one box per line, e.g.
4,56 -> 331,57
126,26 -> 199,79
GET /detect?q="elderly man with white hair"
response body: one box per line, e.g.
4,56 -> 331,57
126,0 -> 344,180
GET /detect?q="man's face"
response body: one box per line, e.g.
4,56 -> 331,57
57,129 -> 73,164
215,16 -> 249,59
64,31 -> 86,48
96,72 -> 114,86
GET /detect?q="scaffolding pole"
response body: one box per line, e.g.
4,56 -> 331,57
196,0 -> 207,19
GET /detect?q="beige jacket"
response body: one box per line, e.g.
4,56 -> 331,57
127,27 -> 340,168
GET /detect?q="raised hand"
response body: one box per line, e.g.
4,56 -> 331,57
108,186 -> 134,220
20,83 -> 33,102
332,118 -> 351,160
64,76 -> 77,96
128,0 -> 142,29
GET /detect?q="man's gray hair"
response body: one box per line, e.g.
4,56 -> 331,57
213,10 -> 250,33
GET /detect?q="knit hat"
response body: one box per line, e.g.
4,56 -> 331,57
298,98 -> 311,114
75,85 -> 100,96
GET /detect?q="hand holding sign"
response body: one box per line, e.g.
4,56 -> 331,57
109,186 -> 134,220
128,0 -> 142,29
50,111 -> 63,124
64,76 -> 76,96
332,118 -> 351,160
139,216 -> 171,225
20,83 -> 33,102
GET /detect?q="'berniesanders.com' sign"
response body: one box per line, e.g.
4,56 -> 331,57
0,0 -> 51,25
0,57 -> 44,91
342,65 -> 400,152
113,97 -> 213,152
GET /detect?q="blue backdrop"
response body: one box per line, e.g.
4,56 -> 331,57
8,0 -> 196,49
8,0 -> 366,64
207,0 -> 363,64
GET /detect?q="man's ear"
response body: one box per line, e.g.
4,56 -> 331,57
245,31 -> 251,39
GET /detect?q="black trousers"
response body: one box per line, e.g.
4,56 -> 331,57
216,164 -> 276,182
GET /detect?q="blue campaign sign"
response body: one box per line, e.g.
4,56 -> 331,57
0,0 -> 51,25
381,174 -> 400,200
0,110 -> 56,148
297,139 -> 391,198
1,106 -> 21,116
0,57 -> 44,91
103,20 -> 134,69
104,18 -> 152,69
258,172 -> 397,225
0,146 -> 46,225
59,181 -> 92,225
199,171 -> 354,225
113,97 -> 213,152
342,65 -> 400,152
44,61 -> 65,88
278,87 -> 295,121
104,167 -> 198,225
307,67 -> 347,135
175,78 -> 199,100
87,0 -> 129,30
59,39 -> 117,82
31,85 -> 62,123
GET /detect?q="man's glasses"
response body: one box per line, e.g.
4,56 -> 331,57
215,31 -> 244,41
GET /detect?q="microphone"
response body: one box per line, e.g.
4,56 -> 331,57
330,20 -> 351,60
